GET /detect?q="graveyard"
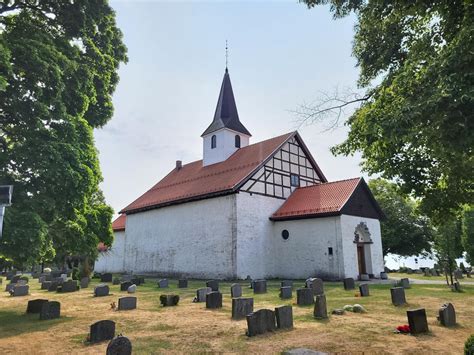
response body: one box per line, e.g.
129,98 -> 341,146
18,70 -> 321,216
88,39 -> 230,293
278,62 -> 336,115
0,276 -> 473,354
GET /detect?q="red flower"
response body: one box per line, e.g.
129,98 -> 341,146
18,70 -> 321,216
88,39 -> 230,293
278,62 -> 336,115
396,325 -> 411,333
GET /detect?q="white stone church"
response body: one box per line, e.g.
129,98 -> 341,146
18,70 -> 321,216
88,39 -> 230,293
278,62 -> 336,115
95,68 -> 385,280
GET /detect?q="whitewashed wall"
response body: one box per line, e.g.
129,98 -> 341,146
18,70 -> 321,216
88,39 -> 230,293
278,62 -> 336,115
94,230 -> 126,273
122,195 -> 237,278
202,128 -> 250,166
340,214 -> 384,279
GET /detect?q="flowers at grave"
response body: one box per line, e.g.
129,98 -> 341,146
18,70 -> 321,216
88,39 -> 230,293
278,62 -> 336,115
396,325 -> 411,334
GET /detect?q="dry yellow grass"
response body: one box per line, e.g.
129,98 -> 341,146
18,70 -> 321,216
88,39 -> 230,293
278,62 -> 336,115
0,277 -> 473,354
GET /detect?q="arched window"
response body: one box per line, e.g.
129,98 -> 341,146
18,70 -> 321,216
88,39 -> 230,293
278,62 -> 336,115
235,135 -> 241,148
211,135 -> 217,149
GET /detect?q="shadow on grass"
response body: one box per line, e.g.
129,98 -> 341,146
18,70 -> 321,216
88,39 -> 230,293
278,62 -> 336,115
0,310 -> 74,338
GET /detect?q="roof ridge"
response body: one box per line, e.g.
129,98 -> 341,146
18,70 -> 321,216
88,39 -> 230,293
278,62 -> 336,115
295,177 -> 361,191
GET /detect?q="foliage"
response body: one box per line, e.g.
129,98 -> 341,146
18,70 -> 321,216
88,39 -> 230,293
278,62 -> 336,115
466,334 -> 474,355
368,178 -> 433,257
301,0 -> 474,220
462,206 -> 474,265
0,1 -> 126,267
434,217 -> 464,285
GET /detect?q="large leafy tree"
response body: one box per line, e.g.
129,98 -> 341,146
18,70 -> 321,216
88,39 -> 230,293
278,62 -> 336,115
462,206 -> 474,265
300,1 -> 474,220
0,1 -> 126,268
368,178 -> 433,258
434,218 -> 464,285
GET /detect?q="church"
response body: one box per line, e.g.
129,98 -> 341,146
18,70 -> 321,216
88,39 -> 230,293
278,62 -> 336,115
95,68 -> 385,280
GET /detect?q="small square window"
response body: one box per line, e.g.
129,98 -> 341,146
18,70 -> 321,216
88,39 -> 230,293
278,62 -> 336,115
290,174 -> 300,187
328,247 -> 333,256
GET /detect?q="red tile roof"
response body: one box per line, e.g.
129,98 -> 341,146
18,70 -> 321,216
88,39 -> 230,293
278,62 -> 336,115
121,132 -> 295,214
270,178 -> 362,220
112,214 -> 126,231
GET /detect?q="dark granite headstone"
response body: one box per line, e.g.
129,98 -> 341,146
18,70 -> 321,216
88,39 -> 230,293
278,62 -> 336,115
407,308 -> 429,334
390,287 -> 406,306
80,277 -> 90,289
131,277 -> 144,286
232,297 -> 254,320
206,291 -> 222,309
360,273 -> 370,281
359,283 -> 370,297
343,278 -> 355,290
89,320 -> 115,343
438,303 -> 456,327
231,283 -> 242,298
280,286 -> 292,299
48,281 -> 59,292
178,279 -> 188,288
12,285 -> 29,296
306,278 -> 324,296
380,272 -> 388,280
281,280 -> 293,288
452,281 -> 461,292
400,278 -> 410,289
60,280 -> 78,293
38,276 -> 46,284
158,279 -> 168,288
120,281 -> 133,291
41,281 -> 52,290
106,335 -> 132,355
101,273 -> 113,283
118,297 -> 137,311
296,288 -> 314,306
275,305 -> 293,329
94,284 -> 110,297
6,272 -> 15,281
253,280 -> 267,294
246,309 -> 276,337
160,294 -> 179,307
206,280 -> 219,291
196,287 -> 211,302
27,299 -> 48,314
314,294 -> 328,319
39,301 -> 61,320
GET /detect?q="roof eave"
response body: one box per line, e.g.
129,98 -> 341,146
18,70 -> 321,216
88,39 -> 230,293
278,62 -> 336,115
270,211 -> 341,221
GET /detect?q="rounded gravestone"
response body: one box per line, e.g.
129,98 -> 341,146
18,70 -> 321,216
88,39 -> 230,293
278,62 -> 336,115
106,335 -> 132,355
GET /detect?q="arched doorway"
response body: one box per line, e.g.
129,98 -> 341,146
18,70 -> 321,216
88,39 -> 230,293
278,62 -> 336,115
353,222 -> 373,276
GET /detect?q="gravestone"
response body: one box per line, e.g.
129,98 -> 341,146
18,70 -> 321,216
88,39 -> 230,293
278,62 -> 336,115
127,285 -> 136,294
158,279 -> 168,288
48,281 -> 59,292
360,273 -> 370,281
438,303 -> 456,327
380,272 -> 388,280
113,277 -> 121,285
407,308 -> 429,334
400,278 -> 410,289
296,288 -> 314,306
60,280 -> 78,293
343,278 -> 355,290
27,299 -> 48,314
39,301 -> 61,320
60,274 -> 67,281
118,297 -> 137,311
6,272 -> 14,281
160,294 -> 179,307
41,281 -> 52,290
90,320 -> 115,343
452,281 -> 461,292
359,283 -> 370,297
101,273 -> 113,283
390,287 -> 406,306
246,309 -> 276,337
51,271 -> 62,278
80,277 -> 90,289
121,275 -> 132,282
306,278 -> 324,295
206,291 -> 222,309
196,287 -> 212,302
120,281 -> 133,291
44,274 -> 52,281
206,280 -> 219,291
94,284 -> 110,297
314,294 -> 328,319
281,280 -> 293,288
253,280 -> 267,294
131,277 -> 143,286
424,269 -> 431,277
454,269 -> 463,279
38,276 -> 46,284
106,335 -> 132,355
231,283 -> 242,298
275,305 -> 293,329
12,285 -> 29,296
11,275 -> 22,284
280,286 -> 292,299
17,279 -> 28,286
232,297 -> 254,320
178,279 -> 188,288
5,283 -> 16,292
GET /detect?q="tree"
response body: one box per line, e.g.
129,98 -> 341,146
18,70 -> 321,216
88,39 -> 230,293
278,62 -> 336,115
462,205 -> 474,265
0,1 -> 127,267
434,217 -> 464,285
368,178 -> 433,258
299,1 -> 474,220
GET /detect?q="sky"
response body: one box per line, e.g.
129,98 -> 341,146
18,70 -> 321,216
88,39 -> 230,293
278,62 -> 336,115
94,1 -> 429,269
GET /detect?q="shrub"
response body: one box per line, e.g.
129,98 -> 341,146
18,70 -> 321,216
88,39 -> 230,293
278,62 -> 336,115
19,275 -> 29,282
465,334 -> 474,355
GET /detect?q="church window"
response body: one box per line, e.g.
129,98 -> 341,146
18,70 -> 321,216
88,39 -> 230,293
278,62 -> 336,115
211,135 -> 217,149
282,230 -> 289,240
235,135 -> 241,148
290,174 -> 300,187
328,247 -> 333,255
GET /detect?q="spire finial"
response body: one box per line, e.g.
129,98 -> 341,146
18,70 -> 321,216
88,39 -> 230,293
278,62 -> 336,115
225,40 -> 228,72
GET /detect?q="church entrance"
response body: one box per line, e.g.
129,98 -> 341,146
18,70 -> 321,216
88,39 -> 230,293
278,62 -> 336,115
357,245 -> 366,275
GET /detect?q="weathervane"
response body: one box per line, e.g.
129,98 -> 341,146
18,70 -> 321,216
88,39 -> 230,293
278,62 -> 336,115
225,40 -> 228,70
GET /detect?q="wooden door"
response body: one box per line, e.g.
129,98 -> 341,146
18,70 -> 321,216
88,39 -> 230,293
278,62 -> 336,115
357,245 -> 366,275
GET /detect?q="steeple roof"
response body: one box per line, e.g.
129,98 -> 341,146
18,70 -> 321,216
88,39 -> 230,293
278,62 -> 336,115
201,69 -> 251,137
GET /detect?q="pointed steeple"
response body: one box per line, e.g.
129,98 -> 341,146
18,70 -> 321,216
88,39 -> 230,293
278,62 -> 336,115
201,69 -> 251,137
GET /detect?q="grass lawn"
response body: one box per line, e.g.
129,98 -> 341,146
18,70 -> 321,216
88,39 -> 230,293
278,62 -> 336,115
0,277 -> 473,354
389,272 -> 454,282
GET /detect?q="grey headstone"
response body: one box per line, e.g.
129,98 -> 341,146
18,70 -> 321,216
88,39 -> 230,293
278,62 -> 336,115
80,277 -> 90,289
391,287 -> 406,306
306,278 -> 324,295
89,320 -> 115,343
400,278 -> 410,289
343,278 -> 355,290
360,273 -> 370,281
454,269 -> 463,279
178,279 -> 188,288
424,269 -> 431,277
48,281 -> 59,292
44,274 -> 52,281
158,279 -> 168,288
39,301 -> 61,320
127,285 -> 136,293
206,280 -> 219,291
196,287 -> 212,302
38,276 -> 46,284
12,285 -> 29,296
280,286 -> 292,299
11,275 -> 22,284
296,288 -> 314,306
314,294 -> 328,319
94,284 -> 110,297
380,272 -> 388,280
231,283 -> 242,298
118,297 -> 137,311
41,281 -> 52,290
438,303 -> 456,327
27,299 -> 48,314
60,280 -> 78,293
100,273 -> 113,283
232,297 -> 254,320
120,281 -> 133,291
106,335 -> 132,355
60,274 -> 67,281
407,308 -> 429,334
275,305 -> 293,329
281,280 -> 293,288
253,280 -> 267,294
206,291 -> 222,309
160,294 -> 179,307
359,283 -> 370,297
246,309 -> 276,337
283,349 -> 327,355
